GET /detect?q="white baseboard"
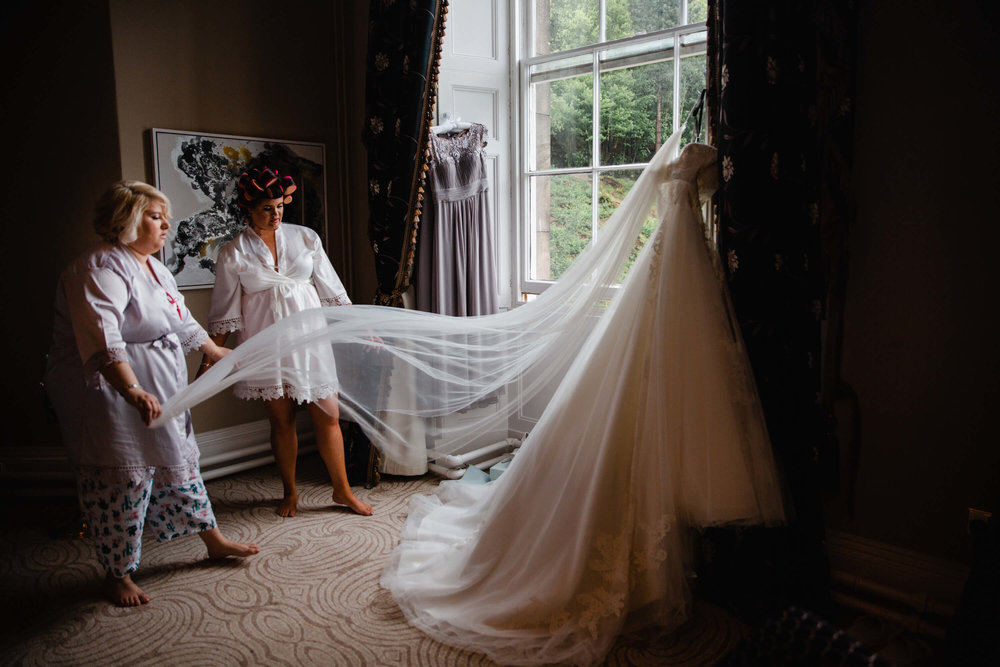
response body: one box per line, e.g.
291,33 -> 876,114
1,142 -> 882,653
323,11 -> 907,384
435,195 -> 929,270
826,528 -> 970,638
194,413 -> 315,481
0,413 -> 315,488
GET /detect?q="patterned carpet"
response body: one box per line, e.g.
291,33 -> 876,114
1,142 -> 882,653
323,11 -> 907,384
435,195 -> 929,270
0,455 -> 747,666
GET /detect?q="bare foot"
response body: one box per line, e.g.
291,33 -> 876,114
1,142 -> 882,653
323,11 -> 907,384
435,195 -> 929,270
333,490 -> 373,516
104,572 -> 150,607
201,528 -> 261,560
276,493 -> 298,517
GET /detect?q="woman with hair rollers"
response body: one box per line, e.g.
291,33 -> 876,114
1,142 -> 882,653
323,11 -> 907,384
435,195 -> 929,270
205,166 -> 372,517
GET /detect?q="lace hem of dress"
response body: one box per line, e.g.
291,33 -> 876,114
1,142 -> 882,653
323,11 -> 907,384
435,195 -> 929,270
497,513 -> 678,641
235,382 -> 338,404
180,329 -> 208,353
320,295 -> 352,307
385,509 -> 686,667
75,461 -> 200,487
82,347 -> 128,389
208,318 -> 243,335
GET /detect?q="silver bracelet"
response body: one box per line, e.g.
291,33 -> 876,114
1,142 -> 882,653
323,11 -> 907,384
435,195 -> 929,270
120,383 -> 141,395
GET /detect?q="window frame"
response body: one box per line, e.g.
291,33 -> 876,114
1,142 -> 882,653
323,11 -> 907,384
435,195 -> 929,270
512,1 -> 708,299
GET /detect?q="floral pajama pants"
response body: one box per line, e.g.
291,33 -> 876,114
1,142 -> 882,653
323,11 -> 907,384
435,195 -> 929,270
76,467 -> 217,578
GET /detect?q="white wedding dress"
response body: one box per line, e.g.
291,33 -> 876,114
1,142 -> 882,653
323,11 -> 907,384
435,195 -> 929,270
156,129 -> 785,666
377,142 -> 785,665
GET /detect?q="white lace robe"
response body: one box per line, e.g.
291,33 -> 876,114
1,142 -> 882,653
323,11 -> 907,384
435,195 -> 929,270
208,224 -> 351,402
44,244 -> 208,484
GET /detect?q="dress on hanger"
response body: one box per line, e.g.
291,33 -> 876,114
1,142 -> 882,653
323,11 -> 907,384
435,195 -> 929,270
415,123 -> 498,316
379,142 -> 785,666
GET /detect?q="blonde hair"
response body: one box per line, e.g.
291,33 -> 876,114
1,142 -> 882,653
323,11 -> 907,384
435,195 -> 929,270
93,180 -> 172,244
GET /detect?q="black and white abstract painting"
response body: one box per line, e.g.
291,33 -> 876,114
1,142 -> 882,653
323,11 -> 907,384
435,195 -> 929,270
151,129 -> 326,288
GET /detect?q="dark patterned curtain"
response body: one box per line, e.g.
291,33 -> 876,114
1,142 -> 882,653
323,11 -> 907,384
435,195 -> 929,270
348,0 -> 448,485
702,0 -> 856,621
364,0 -> 448,306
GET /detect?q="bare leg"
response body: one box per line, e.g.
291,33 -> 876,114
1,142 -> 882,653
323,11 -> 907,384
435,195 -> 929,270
199,527 -> 260,559
104,571 -> 150,607
308,398 -> 373,516
264,397 -> 299,517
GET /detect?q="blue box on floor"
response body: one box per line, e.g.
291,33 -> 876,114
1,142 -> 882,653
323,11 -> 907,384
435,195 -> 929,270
460,465 -> 490,484
489,459 -> 510,481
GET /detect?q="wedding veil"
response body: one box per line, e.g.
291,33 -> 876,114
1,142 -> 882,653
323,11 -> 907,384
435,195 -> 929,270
154,128 -> 687,463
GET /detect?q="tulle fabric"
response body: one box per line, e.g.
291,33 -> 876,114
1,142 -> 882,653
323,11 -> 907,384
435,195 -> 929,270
155,130 -> 691,463
154,128 -> 786,664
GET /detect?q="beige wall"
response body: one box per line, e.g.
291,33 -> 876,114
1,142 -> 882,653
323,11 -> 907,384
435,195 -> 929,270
342,6 -> 375,304
827,1 -> 1000,562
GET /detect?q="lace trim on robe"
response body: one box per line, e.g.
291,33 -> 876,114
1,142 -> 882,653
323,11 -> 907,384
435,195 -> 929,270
82,347 -> 128,389
320,295 -> 352,307
76,461 -> 200,487
180,328 -> 208,353
234,382 -> 338,404
208,317 -> 243,336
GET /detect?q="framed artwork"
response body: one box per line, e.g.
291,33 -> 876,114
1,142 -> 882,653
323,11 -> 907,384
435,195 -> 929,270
151,128 -> 327,288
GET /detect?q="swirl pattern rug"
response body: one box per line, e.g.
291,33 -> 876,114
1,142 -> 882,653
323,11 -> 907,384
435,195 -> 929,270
0,455 -> 747,666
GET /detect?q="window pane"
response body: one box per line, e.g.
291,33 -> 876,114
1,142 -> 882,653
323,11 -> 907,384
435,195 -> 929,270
597,169 -> 659,281
533,74 -> 594,170
688,0 -> 709,24
599,58 -> 674,165
679,48 -> 707,145
597,169 -> 643,228
536,0 -> 599,55
530,173 -> 593,280
522,0 -> 711,298
606,0 -> 682,41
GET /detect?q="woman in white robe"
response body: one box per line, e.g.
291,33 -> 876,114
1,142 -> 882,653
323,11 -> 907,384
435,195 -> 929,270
45,181 -> 259,607
205,166 -> 372,517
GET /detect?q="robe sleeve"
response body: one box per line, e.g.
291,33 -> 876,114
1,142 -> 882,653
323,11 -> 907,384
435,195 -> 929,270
63,265 -> 130,382
208,245 -> 245,334
307,230 -> 352,306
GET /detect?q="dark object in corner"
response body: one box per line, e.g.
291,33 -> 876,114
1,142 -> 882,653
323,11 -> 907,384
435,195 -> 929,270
341,420 -> 380,489
945,502 -> 999,666
719,606 -> 894,666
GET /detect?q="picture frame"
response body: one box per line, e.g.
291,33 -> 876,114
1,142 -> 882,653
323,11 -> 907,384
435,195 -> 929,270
151,128 -> 327,289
